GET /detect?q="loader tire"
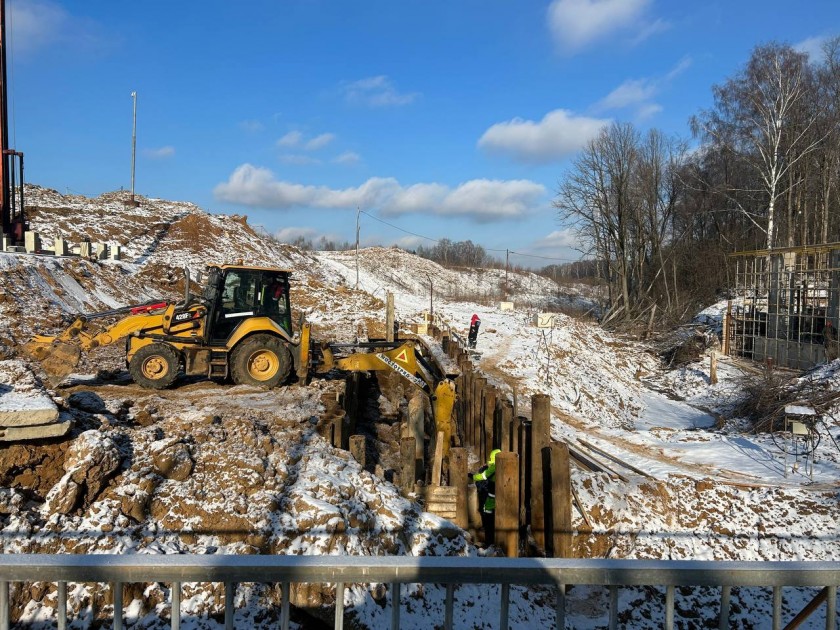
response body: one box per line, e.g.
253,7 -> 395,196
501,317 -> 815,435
230,334 -> 291,388
129,343 -> 180,389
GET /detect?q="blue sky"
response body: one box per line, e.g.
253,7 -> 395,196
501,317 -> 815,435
7,1 -> 839,267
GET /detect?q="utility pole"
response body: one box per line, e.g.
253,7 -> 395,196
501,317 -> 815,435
355,207 -> 360,290
505,249 -> 509,299
426,273 -> 433,318
128,91 -> 139,207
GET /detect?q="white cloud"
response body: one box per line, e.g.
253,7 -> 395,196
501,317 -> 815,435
595,57 -> 691,120
276,131 -> 303,148
546,0 -> 666,54
533,229 -> 579,250
278,154 -> 321,166
795,36 -> 829,62
239,119 -> 265,133
333,151 -> 361,165
213,164 -> 546,223
305,133 -> 336,151
10,1 -> 109,56
342,75 -> 420,107
478,109 -> 609,164
142,146 -> 175,159
274,226 -> 319,242
597,78 -> 658,110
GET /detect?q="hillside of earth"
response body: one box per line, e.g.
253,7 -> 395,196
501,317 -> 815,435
0,186 -> 837,628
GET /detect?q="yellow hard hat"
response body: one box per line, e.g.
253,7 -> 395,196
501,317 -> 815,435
489,449 -> 501,464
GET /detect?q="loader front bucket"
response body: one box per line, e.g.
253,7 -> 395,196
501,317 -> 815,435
22,340 -> 81,386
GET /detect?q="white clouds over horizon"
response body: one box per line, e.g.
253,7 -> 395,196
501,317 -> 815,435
478,109 -> 609,164
546,0 -> 667,54
341,75 -> 420,107
142,146 -> 175,159
214,164 -> 546,223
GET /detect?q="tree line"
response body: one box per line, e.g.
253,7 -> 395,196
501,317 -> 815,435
554,39 -> 840,325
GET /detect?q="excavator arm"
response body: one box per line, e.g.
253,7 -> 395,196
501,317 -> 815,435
23,302 -> 171,385
313,334 -> 456,458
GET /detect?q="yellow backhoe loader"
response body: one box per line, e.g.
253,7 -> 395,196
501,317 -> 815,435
24,263 -> 455,433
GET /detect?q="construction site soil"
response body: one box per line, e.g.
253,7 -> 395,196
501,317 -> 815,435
0,186 -> 837,628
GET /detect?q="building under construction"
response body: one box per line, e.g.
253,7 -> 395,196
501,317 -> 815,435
726,244 -> 840,370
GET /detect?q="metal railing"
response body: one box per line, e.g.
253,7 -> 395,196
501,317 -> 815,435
0,555 -> 837,630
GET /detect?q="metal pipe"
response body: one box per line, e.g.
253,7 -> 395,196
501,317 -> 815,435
334,582 -> 344,630
171,582 -> 180,630
500,583 -> 509,630
718,585 -> 731,630
0,581 -> 6,630
445,583 -> 454,630
665,585 -> 674,630
225,582 -> 234,630
113,581 -> 123,630
390,582 -> 399,630
57,581 -> 67,630
281,582 -> 290,630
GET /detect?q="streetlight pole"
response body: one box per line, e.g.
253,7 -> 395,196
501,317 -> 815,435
129,91 -> 139,207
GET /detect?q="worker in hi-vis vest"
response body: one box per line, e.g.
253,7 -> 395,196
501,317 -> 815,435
470,449 -> 500,543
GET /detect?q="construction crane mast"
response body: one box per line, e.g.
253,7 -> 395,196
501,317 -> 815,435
0,0 -> 26,245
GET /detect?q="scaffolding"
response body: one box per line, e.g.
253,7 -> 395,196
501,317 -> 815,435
726,243 -> 840,370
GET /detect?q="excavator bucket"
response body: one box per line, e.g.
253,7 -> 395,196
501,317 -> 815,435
21,339 -> 81,386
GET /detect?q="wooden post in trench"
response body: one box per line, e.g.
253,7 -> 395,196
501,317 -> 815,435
495,451 -> 520,558
530,394 -> 551,553
482,386 -> 496,463
545,443 -> 572,558
450,447 -> 468,529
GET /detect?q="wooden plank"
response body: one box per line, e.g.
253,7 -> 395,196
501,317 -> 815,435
576,439 -> 652,478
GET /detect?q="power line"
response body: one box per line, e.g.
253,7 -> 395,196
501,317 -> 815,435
359,210 -> 581,263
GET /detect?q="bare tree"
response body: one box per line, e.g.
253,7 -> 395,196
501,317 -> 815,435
693,43 -> 826,250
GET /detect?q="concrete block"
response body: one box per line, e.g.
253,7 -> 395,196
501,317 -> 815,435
533,313 -> 557,328
416,323 -> 430,335
24,231 -> 41,253
79,241 -> 91,258
110,244 -> 122,260
53,237 -> 70,256
0,418 -> 72,442
0,236 -> 10,251
94,243 -> 108,260
499,301 -> 514,311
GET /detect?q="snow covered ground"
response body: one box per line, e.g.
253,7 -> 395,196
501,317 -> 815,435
0,186 -> 838,628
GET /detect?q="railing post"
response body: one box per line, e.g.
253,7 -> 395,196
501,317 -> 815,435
445,583 -> 454,630
665,585 -> 674,630
57,581 -> 67,630
281,582 -> 290,630
500,583 -> 510,630
225,582 -> 234,630
335,582 -> 344,630
113,581 -> 123,630
0,581 -> 7,630
609,585 -> 618,630
718,585 -> 731,630
556,583 -> 566,630
826,585 -> 837,630
390,582 -> 400,630
171,582 -> 180,630
773,586 -> 782,630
